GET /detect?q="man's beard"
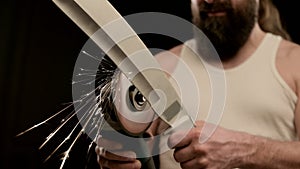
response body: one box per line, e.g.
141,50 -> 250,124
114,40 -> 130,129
193,0 -> 257,61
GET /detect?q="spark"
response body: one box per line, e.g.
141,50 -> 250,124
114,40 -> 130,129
15,103 -> 74,137
59,130 -> 84,169
43,121 -> 81,163
82,50 -> 101,62
56,62 -> 116,168
59,88 -> 109,169
39,88 -> 100,149
17,52 -> 117,169
79,68 -> 98,72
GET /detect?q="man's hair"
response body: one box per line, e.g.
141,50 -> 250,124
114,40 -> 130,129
258,0 -> 291,40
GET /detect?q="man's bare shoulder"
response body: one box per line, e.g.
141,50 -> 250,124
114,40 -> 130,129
154,44 -> 183,64
279,39 -> 300,95
279,39 -> 300,57
280,40 -> 300,138
155,45 -> 183,59
280,40 -> 300,70
154,44 -> 184,74
169,45 -> 184,56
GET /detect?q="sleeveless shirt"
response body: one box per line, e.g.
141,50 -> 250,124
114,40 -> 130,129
159,33 -> 298,169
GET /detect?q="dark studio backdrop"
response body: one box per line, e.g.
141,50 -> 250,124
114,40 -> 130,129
0,0 -> 298,169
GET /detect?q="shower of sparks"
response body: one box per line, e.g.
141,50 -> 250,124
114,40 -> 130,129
16,51 -> 119,169
15,103 -> 74,138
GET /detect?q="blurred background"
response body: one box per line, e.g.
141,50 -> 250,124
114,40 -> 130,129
0,0 -> 298,169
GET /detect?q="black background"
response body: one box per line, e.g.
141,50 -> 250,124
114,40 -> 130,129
1,0 -> 299,169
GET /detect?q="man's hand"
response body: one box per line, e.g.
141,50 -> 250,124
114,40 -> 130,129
168,120 -> 258,169
95,137 -> 141,169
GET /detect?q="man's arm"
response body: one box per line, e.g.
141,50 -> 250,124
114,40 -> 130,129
169,120 -> 300,169
169,43 -> 300,169
238,50 -> 300,168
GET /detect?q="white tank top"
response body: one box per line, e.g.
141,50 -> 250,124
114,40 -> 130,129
159,33 -> 298,169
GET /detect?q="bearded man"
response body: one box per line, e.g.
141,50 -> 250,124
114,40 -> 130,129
96,0 -> 300,168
